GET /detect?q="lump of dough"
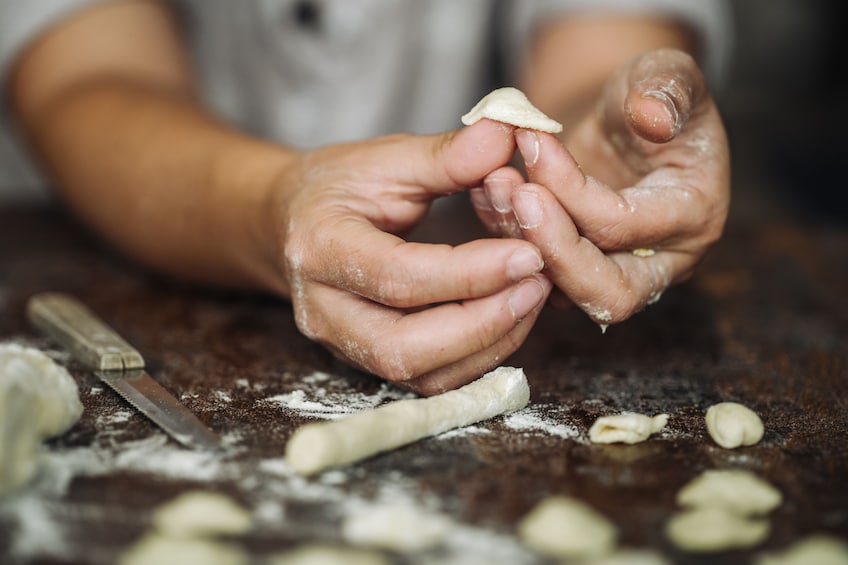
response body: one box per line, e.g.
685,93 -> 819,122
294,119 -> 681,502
517,496 -> 618,559
589,549 -> 671,565
268,544 -> 389,565
588,413 -> 668,444
342,504 -> 449,552
676,469 -> 782,516
285,366 -> 530,476
152,490 -> 253,538
119,533 -> 247,565
705,402 -> 764,449
461,87 -> 563,133
0,343 -> 83,494
665,507 -> 770,552
755,535 -> 848,565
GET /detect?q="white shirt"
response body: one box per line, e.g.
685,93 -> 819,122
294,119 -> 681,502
0,0 -> 731,201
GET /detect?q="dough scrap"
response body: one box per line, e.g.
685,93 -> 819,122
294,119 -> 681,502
285,366 -> 530,475
461,87 -> 563,133
705,402 -> 764,449
342,504 -> 449,552
119,533 -> 247,565
152,490 -> 253,538
665,507 -> 770,552
517,496 -> 618,559
268,544 -> 389,565
588,413 -> 668,444
755,535 -> 848,565
676,469 -> 782,516
0,343 -> 83,494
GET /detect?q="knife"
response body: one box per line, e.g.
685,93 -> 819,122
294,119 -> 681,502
26,292 -> 223,451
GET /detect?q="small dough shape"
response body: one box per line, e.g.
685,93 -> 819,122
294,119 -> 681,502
268,544 -> 389,565
705,402 -> 764,449
0,343 -> 83,494
589,549 -> 671,565
152,490 -> 253,538
517,496 -> 618,559
342,504 -> 449,552
461,87 -> 563,133
588,413 -> 668,444
676,469 -> 782,516
285,366 -> 530,475
755,535 -> 848,565
665,507 -> 770,552
119,534 -> 247,565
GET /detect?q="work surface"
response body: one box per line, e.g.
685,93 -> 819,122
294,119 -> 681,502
0,203 -> 846,564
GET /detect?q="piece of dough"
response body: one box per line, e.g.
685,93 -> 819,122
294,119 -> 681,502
517,496 -> 618,560
665,507 -> 770,552
342,504 -> 449,552
676,469 -> 782,516
285,366 -> 530,475
589,549 -> 671,565
119,533 -> 247,565
705,402 -> 764,449
461,87 -> 563,133
0,343 -> 83,494
755,535 -> 848,565
588,413 -> 668,444
152,490 -> 253,538
268,544 -> 389,565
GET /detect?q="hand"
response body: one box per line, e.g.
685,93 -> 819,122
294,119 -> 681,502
272,120 -> 552,395
472,49 -> 730,328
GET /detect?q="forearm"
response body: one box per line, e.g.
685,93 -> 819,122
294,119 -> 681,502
23,81 -> 294,294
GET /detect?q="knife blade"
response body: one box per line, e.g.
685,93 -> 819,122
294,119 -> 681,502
26,292 -> 222,451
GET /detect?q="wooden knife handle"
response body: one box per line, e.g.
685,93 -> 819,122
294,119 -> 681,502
26,292 -> 145,371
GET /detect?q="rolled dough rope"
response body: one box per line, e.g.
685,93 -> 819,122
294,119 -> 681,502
285,366 -> 530,476
461,87 -> 563,133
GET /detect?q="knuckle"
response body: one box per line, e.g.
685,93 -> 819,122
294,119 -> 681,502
375,264 -> 419,308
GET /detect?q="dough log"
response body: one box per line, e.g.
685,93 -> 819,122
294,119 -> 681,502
285,366 -> 530,475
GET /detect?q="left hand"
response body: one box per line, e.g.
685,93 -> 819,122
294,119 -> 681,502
471,48 -> 730,328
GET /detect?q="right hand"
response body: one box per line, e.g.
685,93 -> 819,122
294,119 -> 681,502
270,120 -> 552,395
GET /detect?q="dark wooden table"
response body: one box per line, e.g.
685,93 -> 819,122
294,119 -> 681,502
0,198 -> 846,564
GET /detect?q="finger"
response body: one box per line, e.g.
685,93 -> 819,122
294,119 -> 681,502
394,118 -> 517,195
301,274 -> 552,384
516,129 -> 716,252
622,48 -> 707,143
510,183 -> 694,326
470,166 -> 525,239
293,216 -> 544,308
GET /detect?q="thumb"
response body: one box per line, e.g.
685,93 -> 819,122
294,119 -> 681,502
397,118 -> 517,195
618,48 -> 708,144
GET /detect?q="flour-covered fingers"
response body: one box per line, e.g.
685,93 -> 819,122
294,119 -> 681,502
298,274 -> 551,384
511,182 -> 694,326
288,217 -> 544,309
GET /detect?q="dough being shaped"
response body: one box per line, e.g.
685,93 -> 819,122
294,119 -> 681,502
285,366 -> 530,475
665,507 -> 770,552
755,535 -> 848,565
0,343 -> 83,494
152,490 -> 253,538
705,402 -> 764,449
517,496 -> 618,559
119,534 -> 247,565
676,469 -> 782,516
461,87 -> 563,133
588,413 -> 668,444
268,544 -> 389,565
342,504 -> 449,552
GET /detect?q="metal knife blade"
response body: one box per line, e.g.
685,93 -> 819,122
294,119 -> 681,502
27,292 -> 223,451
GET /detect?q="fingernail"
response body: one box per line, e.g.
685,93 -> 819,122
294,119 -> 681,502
512,189 -> 542,229
642,90 -> 682,136
469,187 -> 493,211
484,177 -> 513,213
516,130 -> 540,168
506,247 -> 543,281
508,278 -> 545,320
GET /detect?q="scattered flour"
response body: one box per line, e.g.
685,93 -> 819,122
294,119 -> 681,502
501,406 -> 582,441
